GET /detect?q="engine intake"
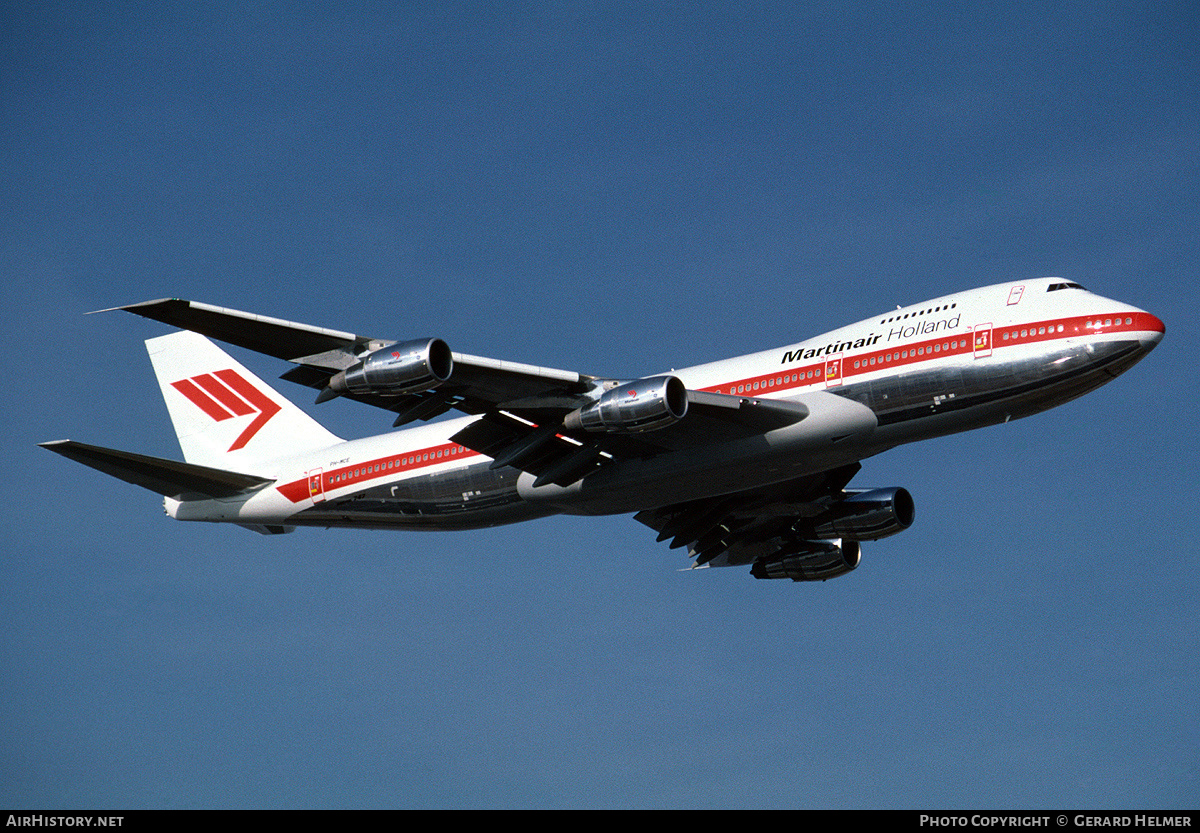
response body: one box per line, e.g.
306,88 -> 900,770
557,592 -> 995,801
329,338 -> 453,397
563,375 -> 688,433
751,539 -> 861,581
806,487 -> 914,541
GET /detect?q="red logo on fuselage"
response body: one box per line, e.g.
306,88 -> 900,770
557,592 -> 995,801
170,370 -> 281,452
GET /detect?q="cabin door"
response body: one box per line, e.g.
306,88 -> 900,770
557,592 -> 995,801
973,324 -> 993,358
307,468 -> 326,504
824,356 -> 843,387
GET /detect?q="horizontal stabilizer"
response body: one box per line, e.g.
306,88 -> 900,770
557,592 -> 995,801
40,440 -> 272,499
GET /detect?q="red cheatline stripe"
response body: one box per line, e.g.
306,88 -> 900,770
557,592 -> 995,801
171,378 -> 234,421
705,312 -> 1160,397
276,441 -> 482,503
277,479 -> 312,503
193,373 -> 255,416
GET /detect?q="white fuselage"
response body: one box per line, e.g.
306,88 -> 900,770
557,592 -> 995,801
167,278 -> 1164,530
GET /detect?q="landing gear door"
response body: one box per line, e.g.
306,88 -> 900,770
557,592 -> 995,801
307,468 -> 326,504
973,324 -> 993,359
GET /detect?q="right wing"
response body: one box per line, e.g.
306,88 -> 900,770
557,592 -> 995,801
633,463 -> 863,569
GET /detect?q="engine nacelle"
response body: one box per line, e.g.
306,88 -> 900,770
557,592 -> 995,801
329,338 -> 453,397
806,487 -> 915,541
750,539 -> 862,581
563,375 -> 688,433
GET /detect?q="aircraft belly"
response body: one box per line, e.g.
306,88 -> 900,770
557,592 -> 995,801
286,499 -> 553,531
297,458 -> 554,530
172,457 -> 554,531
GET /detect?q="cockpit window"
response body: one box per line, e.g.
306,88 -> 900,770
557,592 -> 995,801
1047,282 -> 1086,291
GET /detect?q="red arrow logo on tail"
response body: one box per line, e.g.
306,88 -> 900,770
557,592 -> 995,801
170,369 -> 282,452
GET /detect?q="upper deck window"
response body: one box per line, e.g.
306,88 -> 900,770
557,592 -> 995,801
880,301 -> 957,325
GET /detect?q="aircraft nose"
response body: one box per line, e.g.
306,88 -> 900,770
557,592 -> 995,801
1139,312 -> 1166,350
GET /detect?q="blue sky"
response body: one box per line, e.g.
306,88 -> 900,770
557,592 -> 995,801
3,1 -> 1197,809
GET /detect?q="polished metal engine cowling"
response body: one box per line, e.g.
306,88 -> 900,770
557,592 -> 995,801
331,338 -> 453,396
564,375 -> 688,433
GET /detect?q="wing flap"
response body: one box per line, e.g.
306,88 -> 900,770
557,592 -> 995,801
687,390 -> 808,428
449,413 -> 606,487
593,392 -> 809,454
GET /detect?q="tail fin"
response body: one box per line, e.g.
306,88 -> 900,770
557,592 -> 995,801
146,330 -> 342,468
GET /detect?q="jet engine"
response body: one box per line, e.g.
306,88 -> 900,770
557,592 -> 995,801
563,375 -> 688,433
750,539 -> 861,581
804,487 -> 914,541
327,338 -> 453,397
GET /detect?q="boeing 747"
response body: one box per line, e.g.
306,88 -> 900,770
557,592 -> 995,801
42,278 -> 1164,581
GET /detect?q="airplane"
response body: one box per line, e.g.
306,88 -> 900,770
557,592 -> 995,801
42,277 -> 1164,581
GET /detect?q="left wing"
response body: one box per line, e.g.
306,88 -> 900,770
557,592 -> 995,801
112,298 -> 808,487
